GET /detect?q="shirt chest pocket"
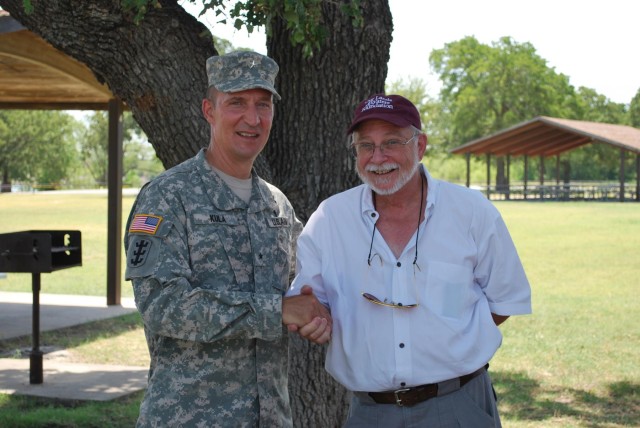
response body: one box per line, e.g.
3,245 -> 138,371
191,211 -> 253,291
425,260 -> 479,320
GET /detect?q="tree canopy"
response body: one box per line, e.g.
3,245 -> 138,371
421,35 -> 637,185
0,110 -> 76,190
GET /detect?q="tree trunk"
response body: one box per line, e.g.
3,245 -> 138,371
1,166 -> 10,192
0,0 -> 393,425
267,0 -> 393,220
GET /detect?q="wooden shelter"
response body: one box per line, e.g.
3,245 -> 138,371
450,116 -> 640,202
0,12 -> 125,304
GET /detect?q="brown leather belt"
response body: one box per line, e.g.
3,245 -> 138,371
367,365 -> 488,407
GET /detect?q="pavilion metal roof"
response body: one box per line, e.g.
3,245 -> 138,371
450,116 -> 640,157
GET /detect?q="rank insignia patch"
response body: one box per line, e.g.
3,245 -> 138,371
129,214 -> 162,234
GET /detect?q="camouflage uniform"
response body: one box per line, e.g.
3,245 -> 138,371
125,149 -> 302,427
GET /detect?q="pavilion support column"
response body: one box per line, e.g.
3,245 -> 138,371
555,155 -> 560,200
619,148 -> 625,202
636,154 -> 640,202
539,155 -> 545,200
486,153 -> 491,199
465,153 -> 471,188
506,154 -> 511,200
523,155 -> 529,200
107,98 -> 124,306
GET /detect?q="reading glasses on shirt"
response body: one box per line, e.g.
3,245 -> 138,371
362,292 -> 418,309
351,132 -> 418,157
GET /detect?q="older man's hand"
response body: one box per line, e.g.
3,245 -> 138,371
283,285 -> 332,344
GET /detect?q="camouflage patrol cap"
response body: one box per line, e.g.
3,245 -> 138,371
206,51 -> 281,101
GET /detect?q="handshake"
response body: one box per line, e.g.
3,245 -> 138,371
282,285 -> 332,344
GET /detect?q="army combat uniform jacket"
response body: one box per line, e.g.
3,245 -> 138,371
125,149 -> 302,427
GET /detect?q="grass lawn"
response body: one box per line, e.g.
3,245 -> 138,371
1,192 -> 639,427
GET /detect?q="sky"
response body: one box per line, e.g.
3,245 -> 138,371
189,0 -> 640,105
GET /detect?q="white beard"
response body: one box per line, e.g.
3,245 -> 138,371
357,149 -> 421,196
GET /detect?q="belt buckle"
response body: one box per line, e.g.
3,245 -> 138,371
393,387 -> 411,406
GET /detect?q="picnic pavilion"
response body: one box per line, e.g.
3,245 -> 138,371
0,11 -> 126,304
450,116 -> 640,202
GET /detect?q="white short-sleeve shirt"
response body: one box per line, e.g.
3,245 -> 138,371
288,166 -> 531,392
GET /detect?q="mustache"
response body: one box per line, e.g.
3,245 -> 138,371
365,163 -> 399,173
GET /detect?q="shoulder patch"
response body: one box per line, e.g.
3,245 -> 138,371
128,237 -> 153,268
129,214 -> 163,235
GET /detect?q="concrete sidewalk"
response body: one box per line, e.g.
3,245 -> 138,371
0,291 -> 137,340
0,291 -> 148,401
0,358 -> 147,401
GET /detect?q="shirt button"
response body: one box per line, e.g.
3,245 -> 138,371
371,213 -> 376,218
399,343 -> 405,348
396,262 -> 401,267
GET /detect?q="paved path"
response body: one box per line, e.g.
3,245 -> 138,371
0,291 -> 147,402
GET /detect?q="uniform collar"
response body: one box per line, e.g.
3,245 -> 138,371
195,149 -> 278,213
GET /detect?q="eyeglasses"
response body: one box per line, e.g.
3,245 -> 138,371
362,292 -> 418,309
351,132 -> 418,157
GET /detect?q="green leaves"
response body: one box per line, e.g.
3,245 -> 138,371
0,111 -> 77,187
122,0 -> 362,57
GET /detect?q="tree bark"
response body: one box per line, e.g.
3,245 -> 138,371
0,0 -> 393,425
267,0 -> 393,220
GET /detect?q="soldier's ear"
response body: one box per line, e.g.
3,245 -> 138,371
202,98 -> 216,125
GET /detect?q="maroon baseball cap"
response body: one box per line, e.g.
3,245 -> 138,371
347,94 -> 421,134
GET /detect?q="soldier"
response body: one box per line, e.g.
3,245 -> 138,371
125,51 -> 330,427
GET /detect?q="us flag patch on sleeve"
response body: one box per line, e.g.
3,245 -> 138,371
129,214 -> 162,235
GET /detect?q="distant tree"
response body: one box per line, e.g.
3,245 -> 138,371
0,110 -> 77,191
430,36 -> 575,143
386,77 -> 437,141
78,112 -> 109,186
574,86 -> 629,125
78,111 -> 161,187
212,35 -> 234,55
429,36 -> 576,186
385,77 -> 485,183
629,88 -> 640,128
563,87 -> 634,181
122,116 -> 163,188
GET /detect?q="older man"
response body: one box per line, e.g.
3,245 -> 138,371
288,94 -> 531,427
125,51 -> 330,427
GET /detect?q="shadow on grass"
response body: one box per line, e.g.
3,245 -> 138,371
0,312 -> 144,356
493,370 -> 640,426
